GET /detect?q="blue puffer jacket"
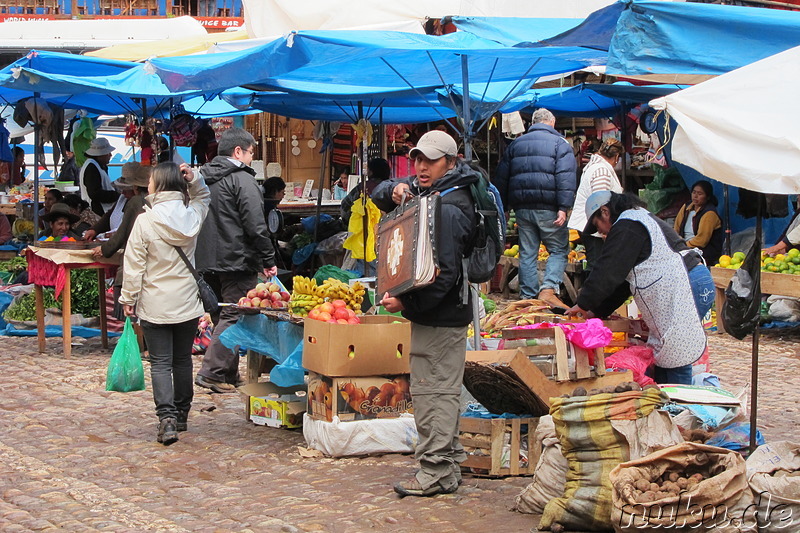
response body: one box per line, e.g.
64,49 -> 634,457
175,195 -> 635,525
494,123 -> 577,212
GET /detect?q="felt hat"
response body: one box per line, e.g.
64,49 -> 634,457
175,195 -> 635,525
409,130 -> 457,160
114,162 -> 151,189
84,137 -> 115,157
42,202 -> 80,225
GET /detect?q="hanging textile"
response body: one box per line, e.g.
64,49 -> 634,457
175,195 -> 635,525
0,119 -> 13,162
332,124 -> 355,168
71,117 -> 97,167
343,195 -> 380,262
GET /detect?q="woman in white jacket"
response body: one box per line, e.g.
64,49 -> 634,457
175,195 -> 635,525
120,162 -> 210,445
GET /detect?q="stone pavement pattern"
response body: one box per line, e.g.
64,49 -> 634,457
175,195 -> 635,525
0,329 -> 798,533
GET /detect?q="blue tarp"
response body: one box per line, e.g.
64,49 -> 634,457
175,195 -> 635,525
219,314 -> 305,387
151,30 -> 606,96
450,16 -> 584,47
543,0 -> 800,76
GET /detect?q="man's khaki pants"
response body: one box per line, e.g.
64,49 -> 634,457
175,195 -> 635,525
409,323 -> 468,491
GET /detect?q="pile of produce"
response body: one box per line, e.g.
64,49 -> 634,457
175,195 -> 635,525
4,288 -> 59,321
479,299 -> 550,334
0,256 -> 27,274
237,282 -> 291,309
3,269 -> 100,321
563,381 -> 648,398
625,461 -> 709,504
290,276 -> 365,321
716,248 -> 800,274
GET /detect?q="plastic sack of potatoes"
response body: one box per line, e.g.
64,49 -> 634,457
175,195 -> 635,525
746,441 -> 800,533
514,416 -> 568,514
539,388 -> 674,532
609,442 -> 755,533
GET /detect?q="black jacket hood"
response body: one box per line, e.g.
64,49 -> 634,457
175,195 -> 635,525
200,156 -> 256,185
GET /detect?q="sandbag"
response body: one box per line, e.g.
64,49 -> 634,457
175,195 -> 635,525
302,413 -> 417,457
539,388 -> 678,531
610,442 -> 754,533
746,441 -> 800,533
515,416 -> 568,514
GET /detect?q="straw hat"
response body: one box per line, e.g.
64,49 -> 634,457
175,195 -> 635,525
84,137 -> 115,157
42,202 -> 80,225
114,162 -> 151,189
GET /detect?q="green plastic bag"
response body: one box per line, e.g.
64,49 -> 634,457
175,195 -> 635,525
105,317 -> 145,392
312,264 -> 359,285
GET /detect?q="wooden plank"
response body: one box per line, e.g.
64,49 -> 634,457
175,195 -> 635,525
510,418 -> 521,476
62,268 -> 72,357
490,419 -> 504,475
594,348 -> 606,377
246,350 -> 261,384
459,436 -> 492,449
526,418 -> 540,475
711,266 -> 800,295
553,327 -> 570,381
574,346 -> 591,380
459,417 -> 494,434
96,268 -> 108,349
462,455 -> 493,470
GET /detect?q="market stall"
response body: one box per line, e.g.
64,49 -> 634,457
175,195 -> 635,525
26,245 -> 119,356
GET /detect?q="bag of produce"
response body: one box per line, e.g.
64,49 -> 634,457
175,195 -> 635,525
746,441 -> 800,533
609,442 -> 754,533
539,387 -> 677,532
105,317 -> 145,393
515,415 -> 568,514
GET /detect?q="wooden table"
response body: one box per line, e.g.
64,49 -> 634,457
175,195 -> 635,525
26,246 -> 120,356
497,255 -> 585,302
277,199 -> 342,218
711,266 -> 800,334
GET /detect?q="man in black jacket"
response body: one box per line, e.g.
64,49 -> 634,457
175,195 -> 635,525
375,130 -> 477,497
194,128 -> 277,393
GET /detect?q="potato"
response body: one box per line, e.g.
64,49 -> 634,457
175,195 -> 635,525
686,479 -> 699,491
667,472 -> 679,482
654,491 -> 669,500
629,382 -> 643,391
587,388 -> 600,396
690,473 -> 705,483
550,523 -> 565,533
634,479 -> 650,491
649,482 -> 660,492
636,491 -> 656,503
676,477 -> 689,490
643,384 -> 660,391
615,383 -> 632,393
571,386 -> 587,397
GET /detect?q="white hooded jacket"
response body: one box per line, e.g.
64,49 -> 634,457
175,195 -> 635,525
120,175 -> 211,324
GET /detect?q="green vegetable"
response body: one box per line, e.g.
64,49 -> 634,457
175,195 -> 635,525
0,256 -> 27,274
69,269 -> 101,318
4,288 -> 59,321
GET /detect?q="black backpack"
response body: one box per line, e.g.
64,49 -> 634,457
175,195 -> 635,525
441,168 -> 506,284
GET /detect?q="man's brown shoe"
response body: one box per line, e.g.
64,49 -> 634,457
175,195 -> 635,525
195,375 -> 237,394
538,288 -> 567,309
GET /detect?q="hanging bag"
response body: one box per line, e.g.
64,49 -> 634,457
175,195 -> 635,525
105,317 -> 145,392
174,245 -> 219,314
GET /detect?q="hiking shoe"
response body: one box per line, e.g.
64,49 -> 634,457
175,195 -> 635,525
176,411 -> 188,432
393,478 -> 454,498
157,417 -> 179,446
195,375 -> 237,394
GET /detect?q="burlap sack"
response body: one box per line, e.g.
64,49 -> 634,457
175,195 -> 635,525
746,441 -> 800,533
610,442 -> 754,533
515,416 -> 568,514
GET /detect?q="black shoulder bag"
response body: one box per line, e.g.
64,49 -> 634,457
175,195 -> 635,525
173,246 -> 219,314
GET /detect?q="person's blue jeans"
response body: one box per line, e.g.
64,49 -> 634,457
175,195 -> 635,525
654,364 -> 693,385
688,264 -> 715,320
515,208 -> 569,299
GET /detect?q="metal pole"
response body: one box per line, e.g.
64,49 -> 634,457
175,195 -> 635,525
723,185 -> 732,256
33,93 -> 40,241
460,55 -> 473,162
749,201 -> 762,454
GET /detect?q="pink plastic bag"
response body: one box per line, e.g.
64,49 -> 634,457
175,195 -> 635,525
563,318 -> 613,350
605,346 -> 656,387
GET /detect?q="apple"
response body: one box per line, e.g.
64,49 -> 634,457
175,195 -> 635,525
280,291 -> 291,301
346,308 -> 356,319
255,282 -> 268,293
257,289 -> 269,299
260,299 -> 270,308
319,302 -> 334,314
308,309 -> 321,320
239,298 -> 252,307
273,300 -> 286,309
268,283 -> 280,293
270,291 -> 282,302
331,299 -> 347,309
318,311 -> 332,322
336,318 -> 348,324
251,297 -> 261,307
247,289 -> 258,299
347,317 -> 360,325
326,319 -> 337,324
333,307 -> 350,321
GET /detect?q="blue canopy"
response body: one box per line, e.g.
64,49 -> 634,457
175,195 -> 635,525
150,30 -> 606,96
449,16 -> 584,46
0,50 -> 249,117
544,0 -> 800,76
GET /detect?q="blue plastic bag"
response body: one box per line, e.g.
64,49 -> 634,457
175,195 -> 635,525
105,318 -> 145,392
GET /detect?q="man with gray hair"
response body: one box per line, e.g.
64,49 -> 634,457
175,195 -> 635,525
495,108 -> 577,308
194,127 -> 277,394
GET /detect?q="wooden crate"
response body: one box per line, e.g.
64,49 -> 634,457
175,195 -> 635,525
459,416 -> 539,477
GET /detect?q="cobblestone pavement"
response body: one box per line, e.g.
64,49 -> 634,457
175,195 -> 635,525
0,328 -> 797,532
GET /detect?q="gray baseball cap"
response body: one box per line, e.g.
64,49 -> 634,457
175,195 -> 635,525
409,130 -> 457,160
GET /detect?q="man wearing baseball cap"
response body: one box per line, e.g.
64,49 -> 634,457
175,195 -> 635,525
372,129 -> 479,497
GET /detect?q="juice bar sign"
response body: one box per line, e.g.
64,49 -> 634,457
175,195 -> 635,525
196,17 -> 243,29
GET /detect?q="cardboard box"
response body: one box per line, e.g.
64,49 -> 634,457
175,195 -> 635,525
302,315 -> 411,376
307,372 -> 413,422
239,382 -> 306,429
